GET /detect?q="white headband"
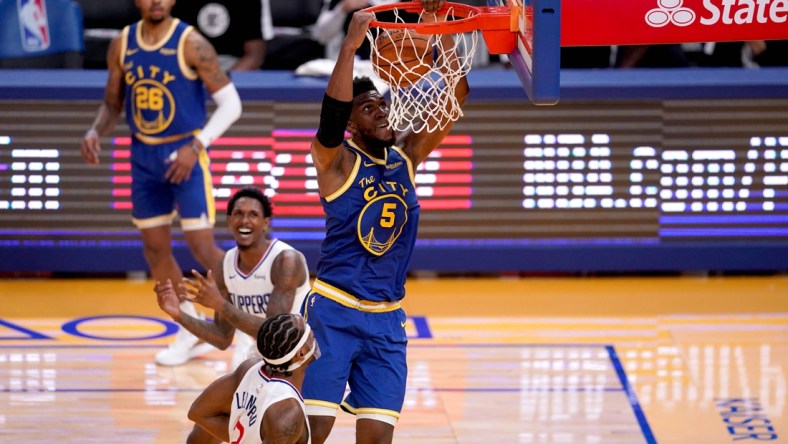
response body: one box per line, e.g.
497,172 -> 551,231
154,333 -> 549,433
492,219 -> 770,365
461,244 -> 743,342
263,323 -> 312,366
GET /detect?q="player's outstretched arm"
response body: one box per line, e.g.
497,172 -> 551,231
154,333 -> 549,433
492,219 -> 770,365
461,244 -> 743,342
267,250 -> 309,317
82,35 -> 125,165
398,9 -> 469,167
311,11 -> 375,197
189,358 -> 257,442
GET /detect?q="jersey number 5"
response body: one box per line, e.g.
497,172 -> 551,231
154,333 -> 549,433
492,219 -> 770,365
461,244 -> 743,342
380,203 -> 396,228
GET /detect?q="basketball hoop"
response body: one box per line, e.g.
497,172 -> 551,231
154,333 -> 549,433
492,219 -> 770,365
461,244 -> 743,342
363,1 -> 517,133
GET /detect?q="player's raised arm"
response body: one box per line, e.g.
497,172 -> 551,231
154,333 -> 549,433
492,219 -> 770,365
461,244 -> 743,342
398,8 -> 470,167
311,11 -> 375,197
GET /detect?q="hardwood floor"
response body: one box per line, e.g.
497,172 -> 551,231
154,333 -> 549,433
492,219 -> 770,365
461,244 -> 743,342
0,276 -> 785,443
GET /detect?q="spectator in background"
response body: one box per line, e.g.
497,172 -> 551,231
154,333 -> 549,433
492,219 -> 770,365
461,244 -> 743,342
615,44 -> 689,68
312,0 -> 398,60
697,42 -> 748,67
261,0 -> 325,70
173,0 -> 274,71
749,40 -> 788,67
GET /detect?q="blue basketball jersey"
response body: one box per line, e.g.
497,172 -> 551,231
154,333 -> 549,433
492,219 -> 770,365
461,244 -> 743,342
315,141 -> 420,303
120,19 -> 206,146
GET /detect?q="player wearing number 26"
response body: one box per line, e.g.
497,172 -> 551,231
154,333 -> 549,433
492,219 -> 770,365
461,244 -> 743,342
302,2 -> 470,443
80,0 -> 243,367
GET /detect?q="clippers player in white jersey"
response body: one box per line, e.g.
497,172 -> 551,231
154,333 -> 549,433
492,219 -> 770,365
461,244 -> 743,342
155,187 -> 311,443
189,313 -> 316,444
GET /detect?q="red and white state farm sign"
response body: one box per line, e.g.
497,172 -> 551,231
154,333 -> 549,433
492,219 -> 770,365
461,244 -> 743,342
561,0 -> 788,46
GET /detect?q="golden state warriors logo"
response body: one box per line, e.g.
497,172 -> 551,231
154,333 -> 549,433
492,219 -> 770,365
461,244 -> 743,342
126,67 -> 176,135
357,194 -> 408,256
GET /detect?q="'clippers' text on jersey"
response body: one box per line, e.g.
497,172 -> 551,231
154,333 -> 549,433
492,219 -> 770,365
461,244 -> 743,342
230,293 -> 270,315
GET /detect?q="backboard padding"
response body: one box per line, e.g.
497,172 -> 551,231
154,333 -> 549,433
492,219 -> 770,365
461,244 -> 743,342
489,0 -> 560,105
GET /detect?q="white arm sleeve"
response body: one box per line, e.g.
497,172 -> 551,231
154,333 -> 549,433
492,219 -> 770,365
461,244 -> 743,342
195,83 -> 242,149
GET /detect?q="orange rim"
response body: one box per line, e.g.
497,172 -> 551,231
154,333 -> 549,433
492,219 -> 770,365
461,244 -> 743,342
363,2 -> 512,35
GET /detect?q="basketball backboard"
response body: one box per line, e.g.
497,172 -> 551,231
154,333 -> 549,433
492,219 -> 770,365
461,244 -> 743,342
363,0 -> 561,107
488,0 -> 560,105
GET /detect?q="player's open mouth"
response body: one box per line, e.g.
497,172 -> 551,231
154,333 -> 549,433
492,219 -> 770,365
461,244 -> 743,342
237,228 -> 252,237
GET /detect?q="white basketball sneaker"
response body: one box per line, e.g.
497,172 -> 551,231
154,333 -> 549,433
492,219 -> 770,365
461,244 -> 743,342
155,301 -> 215,366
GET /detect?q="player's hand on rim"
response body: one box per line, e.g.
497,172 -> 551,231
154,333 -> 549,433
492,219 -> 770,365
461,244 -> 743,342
346,11 -> 375,50
420,0 -> 445,14
81,129 -> 101,164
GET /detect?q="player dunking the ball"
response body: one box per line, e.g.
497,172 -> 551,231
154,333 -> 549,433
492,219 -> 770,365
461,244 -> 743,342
302,1 -> 469,443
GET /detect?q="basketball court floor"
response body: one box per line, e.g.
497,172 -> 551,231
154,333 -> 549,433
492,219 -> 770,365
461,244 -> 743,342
1,275 -> 786,443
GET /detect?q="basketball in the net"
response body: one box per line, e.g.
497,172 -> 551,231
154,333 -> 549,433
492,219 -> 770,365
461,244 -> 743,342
372,29 -> 434,87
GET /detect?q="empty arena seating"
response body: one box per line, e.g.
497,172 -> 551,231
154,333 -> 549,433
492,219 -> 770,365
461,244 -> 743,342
263,0 -> 325,70
73,0 -> 137,69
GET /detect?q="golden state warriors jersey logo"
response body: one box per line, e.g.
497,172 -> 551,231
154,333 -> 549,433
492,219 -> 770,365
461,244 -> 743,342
126,68 -> 177,135
120,20 -> 205,143
357,194 -> 409,256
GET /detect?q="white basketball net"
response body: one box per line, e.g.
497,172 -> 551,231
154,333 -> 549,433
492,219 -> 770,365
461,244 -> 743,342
367,7 -> 479,133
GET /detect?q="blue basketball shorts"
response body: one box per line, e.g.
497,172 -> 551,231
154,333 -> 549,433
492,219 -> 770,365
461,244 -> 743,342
129,139 -> 215,230
302,292 -> 408,419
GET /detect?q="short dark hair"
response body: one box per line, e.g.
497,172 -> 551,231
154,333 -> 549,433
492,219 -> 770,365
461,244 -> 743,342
353,77 -> 378,99
257,313 -> 304,375
227,187 -> 272,217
